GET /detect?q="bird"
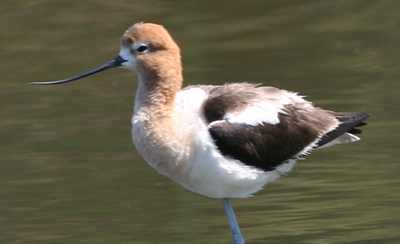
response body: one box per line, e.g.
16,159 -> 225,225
30,22 -> 370,244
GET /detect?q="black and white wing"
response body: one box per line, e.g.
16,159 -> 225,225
201,83 -> 370,171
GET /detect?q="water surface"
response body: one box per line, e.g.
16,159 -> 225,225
1,1 -> 399,243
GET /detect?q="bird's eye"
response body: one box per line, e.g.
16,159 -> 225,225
136,45 -> 149,53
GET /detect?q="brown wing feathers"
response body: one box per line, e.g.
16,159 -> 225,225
203,85 -> 370,171
208,112 -> 319,171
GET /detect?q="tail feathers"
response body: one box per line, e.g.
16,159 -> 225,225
318,133 -> 360,149
317,112 -> 370,148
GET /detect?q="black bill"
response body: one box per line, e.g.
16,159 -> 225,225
29,56 -> 127,85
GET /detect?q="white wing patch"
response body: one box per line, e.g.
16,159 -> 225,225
224,92 -> 301,126
225,104 -> 283,126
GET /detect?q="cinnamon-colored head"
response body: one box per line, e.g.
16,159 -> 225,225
119,23 -> 182,77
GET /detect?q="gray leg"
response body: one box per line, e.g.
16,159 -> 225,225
222,198 -> 245,244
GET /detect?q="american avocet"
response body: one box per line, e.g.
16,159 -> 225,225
31,22 -> 370,244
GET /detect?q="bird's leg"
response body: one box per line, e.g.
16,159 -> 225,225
222,198 -> 245,244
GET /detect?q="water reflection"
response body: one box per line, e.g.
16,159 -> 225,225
1,1 -> 399,243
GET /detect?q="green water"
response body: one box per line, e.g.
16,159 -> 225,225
1,1 -> 399,243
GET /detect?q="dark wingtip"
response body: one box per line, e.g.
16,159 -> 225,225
360,112 -> 371,120
317,111 -> 371,147
334,111 -> 371,124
